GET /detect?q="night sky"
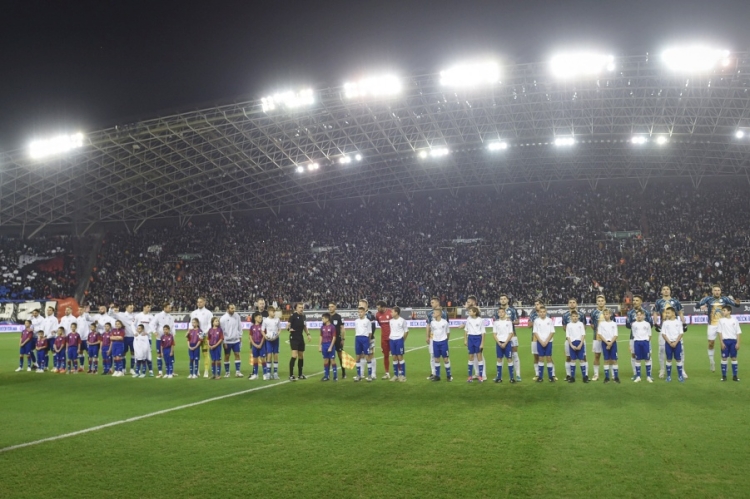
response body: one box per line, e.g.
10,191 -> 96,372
1,0 -> 747,152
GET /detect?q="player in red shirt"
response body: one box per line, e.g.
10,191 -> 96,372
66,323 -> 82,373
35,331 -> 48,372
53,327 -> 67,374
17,320 -> 35,372
375,301 -> 393,380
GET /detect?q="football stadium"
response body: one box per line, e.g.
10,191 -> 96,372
2,14 -> 750,497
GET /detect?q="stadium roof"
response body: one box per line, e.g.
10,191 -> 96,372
2,52 -> 750,231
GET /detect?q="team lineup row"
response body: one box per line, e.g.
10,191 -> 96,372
14,286 -> 743,383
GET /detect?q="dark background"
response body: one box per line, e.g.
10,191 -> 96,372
1,0 -> 747,152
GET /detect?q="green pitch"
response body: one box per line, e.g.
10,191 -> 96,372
1,326 -> 748,498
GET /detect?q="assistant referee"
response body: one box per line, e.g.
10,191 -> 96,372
287,303 -> 310,381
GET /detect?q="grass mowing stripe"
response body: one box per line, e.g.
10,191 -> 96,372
0,336 -> 459,454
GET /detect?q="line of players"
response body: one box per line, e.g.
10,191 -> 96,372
14,285 -> 743,382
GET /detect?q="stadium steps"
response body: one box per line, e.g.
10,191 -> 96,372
75,232 -> 104,302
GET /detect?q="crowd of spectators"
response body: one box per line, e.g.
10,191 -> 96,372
0,236 -> 88,300
83,180 -> 750,311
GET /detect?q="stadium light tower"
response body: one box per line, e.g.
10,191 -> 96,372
550,52 -> 615,79
29,132 -> 85,160
554,137 -> 575,146
487,141 -> 508,151
661,45 -> 730,72
343,74 -> 401,99
418,147 -> 450,159
439,61 -> 500,87
631,136 -> 648,145
261,88 -> 314,113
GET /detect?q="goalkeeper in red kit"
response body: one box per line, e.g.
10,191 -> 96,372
375,301 -> 393,380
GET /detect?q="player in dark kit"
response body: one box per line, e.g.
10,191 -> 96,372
287,303 -> 311,380
328,302 -> 347,379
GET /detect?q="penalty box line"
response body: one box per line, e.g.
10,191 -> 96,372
0,337 -> 461,454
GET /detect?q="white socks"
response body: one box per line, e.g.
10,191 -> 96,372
512,352 -> 521,377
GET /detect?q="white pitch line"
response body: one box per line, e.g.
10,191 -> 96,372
0,338 -> 460,454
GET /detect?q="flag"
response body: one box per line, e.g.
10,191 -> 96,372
341,351 -> 357,370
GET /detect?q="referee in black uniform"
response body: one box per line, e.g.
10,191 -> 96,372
287,302 -> 310,380
328,302 -> 346,379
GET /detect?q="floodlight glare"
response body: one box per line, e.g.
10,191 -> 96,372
661,46 -> 730,72
430,147 -> 450,158
736,130 -> 745,139
296,166 -> 305,173
261,88 -> 314,113
307,163 -> 319,171
554,137 -> 575,146
344,75 -> 401,98
418,150 -> 428,159
440,61 -> 500,87
550,52 -> 615,79
339,156 -> 352,164
355,154 -> 362,161
29,132 -> 85,159
656,136 -> 668,145
631,136 -> 648,145
487,141 -> 508,151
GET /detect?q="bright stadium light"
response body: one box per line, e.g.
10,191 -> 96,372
355,153 -> 362,161
656,136 -> 669,145
339,156 -> 352,164
418,150 -> 428,159
296,166 -> 304,173
307,163 -> 319,171
487,141 -> 508,151
430,147 -> 450,158
29,132 -> 84,159
631,136 -> 648,145
344,75 -> 401,98
736,130 -> 745,139
661,46 -> 730,72
261,88 -> 314,113
554,137 -> 575,146
550,52 -> 615,79
439,61 -> 500,87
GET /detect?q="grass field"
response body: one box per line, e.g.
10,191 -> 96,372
1,325 -> 749,498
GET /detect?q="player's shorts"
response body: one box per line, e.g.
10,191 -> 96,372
55,351 -> 66,363
80,340 -> 88,351
265,338 -> 279,355
432,339 -> 449,359
251,344 -> 266,359
467,335 -> 483,354
496,343 -> 512,359
569,340 -> 586,361
111,342 -> 125,357
20,342 -> 33,355
101,345 -> 112,359
602,342 -> 618,361
707,325 -> 719,341
124,336 -> 134,353
564,340 -> 571,357
162,347 -> 172,360
531,340 -> 538,355
722,339 -> 738,359
592,339 -> 603,354
87,344 -> 99,358
188,346 -> 201,361
223,341 -> 241,354
321,342 -> 336,360
537,341 -> 552,357
389,338 -> 405,356
381,336 -> 391,354
66,346 -> 78,360
210,346 -> 223,361
290,336 -> 305,352
665,342 -> 683,361
510,336 -> 519,348
633,340 -> 650,361
355,336 -> 372,356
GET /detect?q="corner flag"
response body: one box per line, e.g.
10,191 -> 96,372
341,351 -> 357,370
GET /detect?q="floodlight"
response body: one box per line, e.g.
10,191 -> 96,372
631,136 -> 648,145
355,154 -> 362,161
307,163 -> 319,171
418,151 -> 428,159
261,88 -> 314,113
550,52 -> 615,79
430,147 -> 450,158
440,61 -> 500,87
344,75 -> 401,98
661,46 -> 730,72
29,132 -> 85,159
339,156 -> 351,164
736,130 -> 745,139
487,141 -> 508,151
656,136 -> 668,145
296,166 -> 304,173
554,137 -> 575,146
